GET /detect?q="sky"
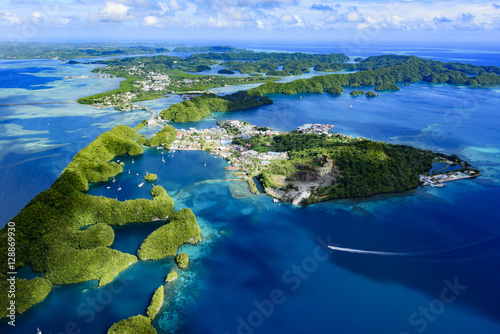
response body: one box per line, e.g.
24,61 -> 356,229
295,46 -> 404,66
1,0 -> 500,44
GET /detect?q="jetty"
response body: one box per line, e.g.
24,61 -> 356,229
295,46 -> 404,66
420,171 -> 478,187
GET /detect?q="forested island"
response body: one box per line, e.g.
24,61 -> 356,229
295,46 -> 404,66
233,131 -> 479,205
0,125 -> 201,333
153,54 -> 500,123
0,42 -> 178,60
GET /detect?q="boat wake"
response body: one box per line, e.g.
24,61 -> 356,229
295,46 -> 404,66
328,236 -> 500,259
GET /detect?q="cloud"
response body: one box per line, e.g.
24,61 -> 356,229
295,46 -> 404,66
493,3 -> 500,9
434,16 -> 452,23
0,10 -> 21,24
143,15 -> 162,27
346,6 -> 363,23
280,14 -> 303,27
459,13 -> 474,23
97,1 -> 134,22
310,4 -> 334,11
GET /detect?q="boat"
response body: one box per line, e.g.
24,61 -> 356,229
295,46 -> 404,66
204,162 -> 206,166
128,169 -> 130,174
136,173 -> 139,176
106,186 -> 111,189
162,156 -> 165,163
117,186 -> 122,191
273,198 -> 279,203
157,146 -> 162,150
37,328 -> 42,334
112,177 -> 116,183
132,160 -> 135,164
138,182 -> 144,188
349,105 -> 353,109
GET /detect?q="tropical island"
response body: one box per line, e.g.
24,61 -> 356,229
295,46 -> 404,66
0,124 -> 201,334
142,119 -> 479,205
129,53 -> 500,123
0,42 -> 178,60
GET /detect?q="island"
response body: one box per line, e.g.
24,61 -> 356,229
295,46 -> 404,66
148,119 -> 479,206
0,125 -> 201,321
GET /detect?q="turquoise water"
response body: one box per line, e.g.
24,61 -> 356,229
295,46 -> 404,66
1,47 -> 500,334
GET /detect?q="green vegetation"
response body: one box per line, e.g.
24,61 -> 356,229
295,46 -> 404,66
173,46 -> 245,53
354,57 -> 364,62
245,55 -> 500,98
165,270 -> 178,282
0,278 -> 52,319
136,125 -> 177,147
218,69 -> 235,74
137,209 -> 201,260
145,173 -> 158,182
375,82 -> 400,91
134,120 -> 148,130
366,91 -> 378,97
0,42 -> 174,60
0,125 -> 196,318
147,286 -> 164,319
77,55 -> 278,106
176,252 -> 189,269
159,92 -> 273,122
107,315 -> 157,334
236,132 -> 447,203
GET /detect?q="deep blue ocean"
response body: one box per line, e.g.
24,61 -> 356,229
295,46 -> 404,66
1,44 -> 500,334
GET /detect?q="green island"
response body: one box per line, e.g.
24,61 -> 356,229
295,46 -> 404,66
107,315 -> 157,334
159,92 -> 273,122
0,42 -> 177,60
128,54 -> 499,123
165,270 -> 178,283
76,53 -> 280,110
0,124 -> 201,321
147,286 -> 165,320
144,173 -> 158,182
176,252 -> 189,269
231,127 -> 478,205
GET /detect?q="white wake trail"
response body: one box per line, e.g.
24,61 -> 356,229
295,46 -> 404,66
327,245 -> 416,257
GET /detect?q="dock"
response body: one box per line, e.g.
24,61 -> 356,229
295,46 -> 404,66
420,171 -> 478,187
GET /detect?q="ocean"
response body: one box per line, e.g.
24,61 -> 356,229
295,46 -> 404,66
0,44 -> 499,334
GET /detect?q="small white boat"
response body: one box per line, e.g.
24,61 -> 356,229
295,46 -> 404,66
138,182 -> 144,188
162,156 -> 165,163
349,105 -> 353,109
128,169 -> 130,174
204,162 -> 206,166
37,328 -> 42,334
273,198 -> 279,203
117,160 -> 120,162
157,146 -> 162,150
136,173 -> 139,176
106,186 -> 111,189
117,186 -> 122,191
132,160 -> 135,164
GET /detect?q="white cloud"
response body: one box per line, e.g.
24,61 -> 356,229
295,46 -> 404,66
280,14 -> 303,26
0,10 -> 21,25
346,7 -> 363,23
143,15 -> 162,27
98,1 -> 134,22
